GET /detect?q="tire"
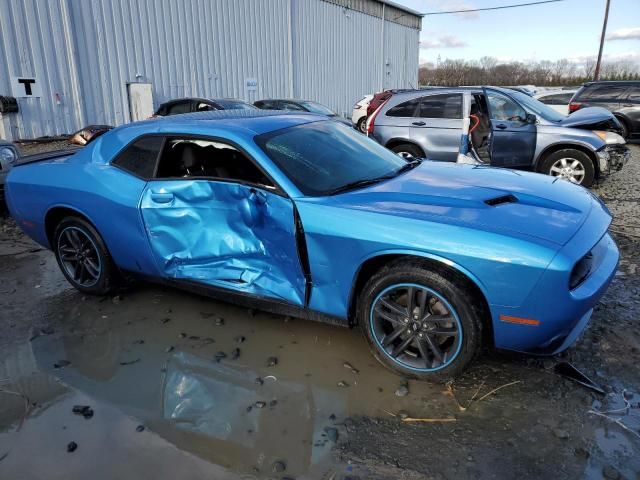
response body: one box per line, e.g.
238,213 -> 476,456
356,117 -> 367,134
53,216 -> 118,295
540,148 -> 595,187
357,260 -> 483,381
390,143 -> 424,159
616,117 -> 630,139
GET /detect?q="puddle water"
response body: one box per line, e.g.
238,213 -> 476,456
0,285 -> 452,479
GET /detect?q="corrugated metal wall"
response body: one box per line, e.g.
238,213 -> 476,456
0,0 -> 420,140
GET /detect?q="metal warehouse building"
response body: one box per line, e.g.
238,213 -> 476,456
0,0 -> 421,141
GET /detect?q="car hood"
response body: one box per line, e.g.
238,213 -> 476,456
325,162 -> 600,246
559,106 -> 619,129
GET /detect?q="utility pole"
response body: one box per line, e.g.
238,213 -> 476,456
594,0 -> 610,81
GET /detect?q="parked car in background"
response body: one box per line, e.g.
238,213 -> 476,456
5,110 -> 619,380
0,139 -> 20,202
366,89 -> 417,118
569,81 -> 640,139
254,99 -> 351,126
352,94 -> 373,133
369,86 -> 629,187
153,98 -> 256,117
535,89 -> 577,116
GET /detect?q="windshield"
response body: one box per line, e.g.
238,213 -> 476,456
508,90 -> 566,122
256,121 -> 409,196
217,100 -> 256,110
299,101 -> 336,116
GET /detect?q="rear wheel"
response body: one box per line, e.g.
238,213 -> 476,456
356,117 -> 367,134
540,149 -> 595,187
357,260 -> 482,381
53,217 -> 118,295
390,143 -> 423,159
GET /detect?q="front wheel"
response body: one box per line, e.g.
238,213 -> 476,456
540,149 -> 595,187
53,216 -> 119,295
357,260 -> 482,381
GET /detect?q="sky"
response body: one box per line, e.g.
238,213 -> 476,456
392,0 -> 640,66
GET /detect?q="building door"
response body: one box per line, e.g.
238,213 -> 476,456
128,83 -> 154,121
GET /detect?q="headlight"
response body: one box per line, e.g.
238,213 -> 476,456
593,130 -> 625,145
0,146 -> 18,165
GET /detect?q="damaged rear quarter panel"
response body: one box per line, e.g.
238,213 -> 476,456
140,179 -> 306,306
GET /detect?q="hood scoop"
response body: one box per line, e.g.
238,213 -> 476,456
485,194 -> 518,206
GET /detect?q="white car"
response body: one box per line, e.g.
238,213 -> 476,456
351,94 -> 373,133
534,90 -> 577,116
0,139 -> 20,201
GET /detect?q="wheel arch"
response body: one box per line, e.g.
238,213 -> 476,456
385,138 -> 425,156
613,113 -> 631,136
347,250 -> 493,344
535,143 -> 599,175
44,205 -> 99,248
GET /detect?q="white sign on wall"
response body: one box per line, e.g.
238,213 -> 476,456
245,78 -> 258,91
11,76 -> 42,97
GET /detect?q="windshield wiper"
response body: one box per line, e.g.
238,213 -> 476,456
395,158 -> 422,174
325,177 -> 390,195
325,159 -> 422,196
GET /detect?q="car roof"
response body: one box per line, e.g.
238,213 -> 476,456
142,109 -> 326,135
582,80 -> 640,86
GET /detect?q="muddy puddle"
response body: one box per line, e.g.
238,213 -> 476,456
0,280 -> 456,479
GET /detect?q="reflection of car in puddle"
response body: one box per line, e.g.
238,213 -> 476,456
30,330 -> 340,477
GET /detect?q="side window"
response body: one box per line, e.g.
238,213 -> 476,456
281,102 -> 305,111
487,92 -> 527,122
538,94 -> 569,105
583,85 -> 627,100
154,138 -> 275,188
197,102 -> 215,112
386,99 -> 419,117
167,101 -> 192,115
112,136 -> 164,179
626,87 -> 640,102
417,94 -> 463,119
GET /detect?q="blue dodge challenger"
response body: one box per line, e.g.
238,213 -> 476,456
6,110 -> 619,379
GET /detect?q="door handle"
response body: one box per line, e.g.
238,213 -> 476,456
495,123 -> 508,130
412,121 -> 426,126
622,104 -> 633,107
150,191 -> 174,204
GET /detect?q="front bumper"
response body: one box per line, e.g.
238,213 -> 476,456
491,201 -> 619,355
597,144 -> 630,177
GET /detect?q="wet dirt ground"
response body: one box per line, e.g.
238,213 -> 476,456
0,143 -> 639,479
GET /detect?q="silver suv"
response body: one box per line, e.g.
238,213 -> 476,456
369,86 -> 629,187
0,139 -> 19,201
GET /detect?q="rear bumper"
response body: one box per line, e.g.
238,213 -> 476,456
597,145 -> 630,177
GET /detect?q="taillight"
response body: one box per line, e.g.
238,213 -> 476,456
568,102 -> 581,113
367,99 -> 389,136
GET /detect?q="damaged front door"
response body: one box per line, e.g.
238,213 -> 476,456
140,136 -> 306,306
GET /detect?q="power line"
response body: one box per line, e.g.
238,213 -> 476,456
422,0 -> 566,16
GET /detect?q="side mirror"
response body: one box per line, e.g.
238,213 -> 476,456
525,113 -> 537,124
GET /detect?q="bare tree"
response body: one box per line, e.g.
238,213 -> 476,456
418,57 -> 639,87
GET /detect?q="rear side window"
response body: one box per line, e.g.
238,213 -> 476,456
167,101 -> 192,115
386,98 -> 419,117
417,94 -> 463,119
539,93 -> 573,105
626,87 -> 640,101
113,136 -> 164,179
580,85 -> 628,100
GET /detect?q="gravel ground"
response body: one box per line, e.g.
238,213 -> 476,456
0,142 -> 638,480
